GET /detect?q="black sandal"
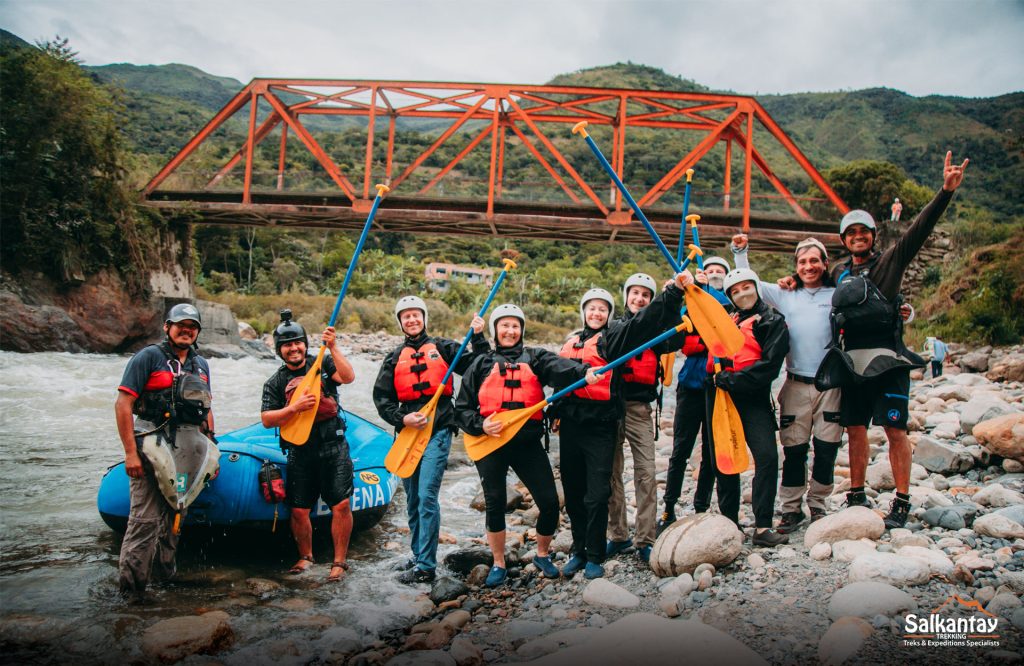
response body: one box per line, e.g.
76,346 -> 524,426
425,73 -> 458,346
288,554 -> 314,574
327,561 -> 349,582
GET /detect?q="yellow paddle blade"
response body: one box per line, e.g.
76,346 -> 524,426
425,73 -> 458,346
463,401 -> 549,461
684,285 -> 744,359
384,389 -> 444,478
660,353 -> 675,387
280,347 -> 326,446
712,387 -> 749,474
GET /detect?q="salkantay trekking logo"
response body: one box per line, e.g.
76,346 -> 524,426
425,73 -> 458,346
902,595 -> 1001,648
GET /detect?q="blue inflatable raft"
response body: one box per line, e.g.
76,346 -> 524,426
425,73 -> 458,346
98,411 -> 399,532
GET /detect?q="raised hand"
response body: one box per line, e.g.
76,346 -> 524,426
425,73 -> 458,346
942,151 -> 969,192
732,234 -> 748,250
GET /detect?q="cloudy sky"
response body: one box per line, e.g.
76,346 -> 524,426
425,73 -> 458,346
2,0 -> 1021,98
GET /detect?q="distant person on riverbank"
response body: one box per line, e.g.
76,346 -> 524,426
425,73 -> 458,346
786,150 -> 968,529
260,310 -> 355,582
114,303 -> 214,598
924,336 -> 948,377
891,197 -> 903,222
373,297 -> 488,585
455,304 -> 596,587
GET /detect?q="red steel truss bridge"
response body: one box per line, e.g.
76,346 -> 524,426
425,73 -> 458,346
142,79 -> 849,252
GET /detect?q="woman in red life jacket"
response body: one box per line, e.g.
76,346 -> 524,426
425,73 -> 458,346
373,296 -> 488,584
555,275 -> 689,580
706,268 -> 790,547
455,304 -> 596,588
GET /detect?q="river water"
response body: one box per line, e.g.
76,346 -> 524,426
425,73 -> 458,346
0,349 -> 488,662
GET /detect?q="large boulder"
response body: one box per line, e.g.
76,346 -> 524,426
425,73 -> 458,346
912,435 -> 974,474
582,578 -> 640,609
865,460 -> 895,490
650,513 -> 743,577
848,553 -> 930,586
827,582 -> 917,620
973,413 -> 1024,463
973,483 -> 1024,507
959,397 -> 1016,432
973,514 -> 1024,539
804,507 -> 885,548
507,613 -> 766,665
141,611 -> 234,663
818,617 -> 874,666
987,354 -> 1024,383
959,350 -> 990,373
896,546 -> 954,576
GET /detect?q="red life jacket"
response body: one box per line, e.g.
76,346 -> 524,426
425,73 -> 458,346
621,348 -> 659,385
559,334 -> 611,401
393,342 -> 453,402
478,358 -> 546,421
680,333 -> 707,357
707,316 -> 762,373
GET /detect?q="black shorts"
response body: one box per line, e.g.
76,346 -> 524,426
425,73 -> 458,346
839,370 -> 911,430
286,438 -> 354,509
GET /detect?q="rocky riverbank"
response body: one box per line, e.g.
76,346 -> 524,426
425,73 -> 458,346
113,346 -> 1024,665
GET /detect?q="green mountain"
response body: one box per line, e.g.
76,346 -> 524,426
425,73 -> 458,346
88,62 -> 244,111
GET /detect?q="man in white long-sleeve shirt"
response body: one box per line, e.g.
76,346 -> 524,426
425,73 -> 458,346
730,235 -> 842,532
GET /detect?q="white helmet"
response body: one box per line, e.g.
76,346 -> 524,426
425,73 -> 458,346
622,273 -> 657,305
394,295 -> 428,330
489,303 -> 526,339
839,209 -> 877,236
722,268 -> 762,303
702,256 -> 731,273
579,288 -> 615,327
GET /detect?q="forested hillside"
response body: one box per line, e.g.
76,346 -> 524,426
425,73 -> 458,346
2,30 -> 1020,343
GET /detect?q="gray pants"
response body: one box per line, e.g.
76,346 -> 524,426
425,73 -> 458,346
118,471 -> 178,596
608,401 -> 658,548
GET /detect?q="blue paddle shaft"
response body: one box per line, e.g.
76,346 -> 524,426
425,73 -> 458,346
439,266 -> 512,386
677,179 -> 693,266
328,193 -> 385,327
547,322 -> 685,404
581,134 -> 681,273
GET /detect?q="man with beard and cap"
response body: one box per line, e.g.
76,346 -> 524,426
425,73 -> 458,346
261,310 -> 355,582
707,268 -> 790,546
455,304 -> 598,587
780,151 -> 968,529
605,273 -> 676,564
374,297 -> 488,584
555,273 -> 690,579
115,303 -> 214,598
657,255 -> 731,534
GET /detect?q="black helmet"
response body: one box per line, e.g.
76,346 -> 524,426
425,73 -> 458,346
273,309 -> 307,356
165,303 -> 202,330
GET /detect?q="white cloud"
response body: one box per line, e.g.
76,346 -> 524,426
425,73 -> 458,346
1,0 -> 1020,96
